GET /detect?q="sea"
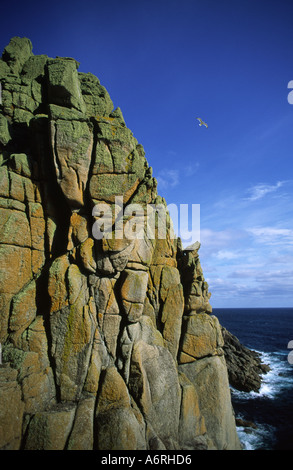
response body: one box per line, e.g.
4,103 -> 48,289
213,308 -> 293,451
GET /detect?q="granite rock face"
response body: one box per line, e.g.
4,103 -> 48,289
0,37 -> 241,450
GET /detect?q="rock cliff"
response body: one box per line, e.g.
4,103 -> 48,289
222,327 -> 270,393
0,37 -> 241,450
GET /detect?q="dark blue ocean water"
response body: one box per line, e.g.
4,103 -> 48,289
213,308 -> 293,450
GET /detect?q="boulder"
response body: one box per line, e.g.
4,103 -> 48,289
180,356 -> 242,450
0,365 -> 24,449
178,314 -> 224,363
95,366 -> 146,450
2,37 -> 32,74
24,404 -> 76,450
221,327 -> 270,392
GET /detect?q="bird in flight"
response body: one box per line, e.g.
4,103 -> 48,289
196,117 -> 208,128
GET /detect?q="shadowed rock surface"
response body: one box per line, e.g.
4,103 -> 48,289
0,37 -> 242,450
221,327 -> 270,393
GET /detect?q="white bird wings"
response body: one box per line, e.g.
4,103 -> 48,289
196,117 -> 208,128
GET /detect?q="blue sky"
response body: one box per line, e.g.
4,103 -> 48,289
1,0 -> 293,307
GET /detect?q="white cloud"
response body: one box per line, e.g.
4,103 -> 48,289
200,228 -> 247,252
215,250 -> 240,260
208,268 -> 293,305
199,223 -> 293,307
184,162 -> 200,176
154,162 -> 200,190
244,181 -> 284,201
227,269 -> 257,278
247,227 -> 293,245
156,169 -> 179,189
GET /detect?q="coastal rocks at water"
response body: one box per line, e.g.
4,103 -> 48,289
221,327 -> 270,393
0,37 -> 242,451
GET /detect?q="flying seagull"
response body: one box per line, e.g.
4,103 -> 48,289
196,117 -> 208,128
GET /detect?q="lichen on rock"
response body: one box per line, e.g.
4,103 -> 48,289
0,37 -> 242,450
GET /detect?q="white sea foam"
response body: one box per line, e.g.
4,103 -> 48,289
235,350 -> 293,400
233,349 -> 293,450
259,351 -> 293,396
236,423 -> 276,450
